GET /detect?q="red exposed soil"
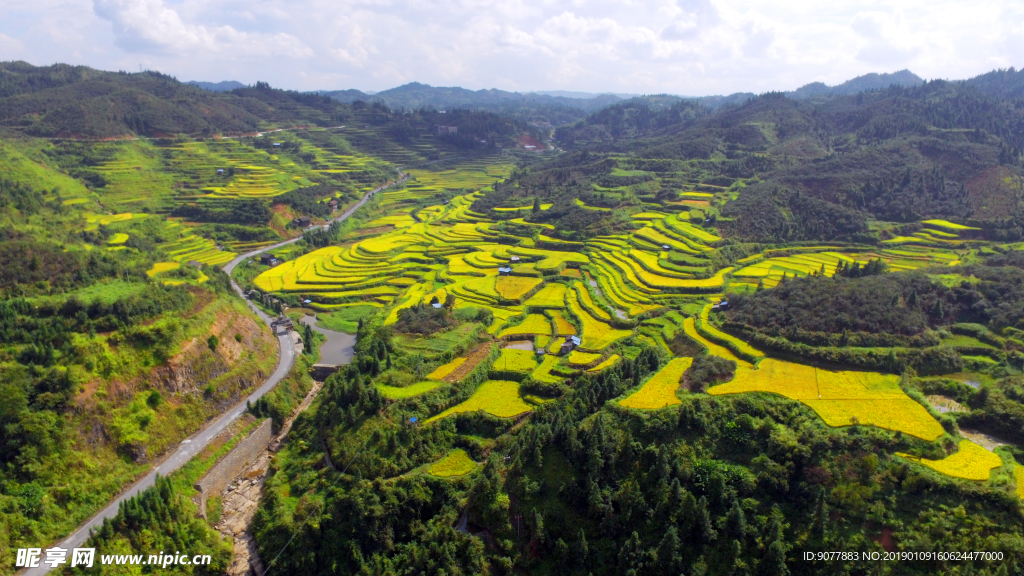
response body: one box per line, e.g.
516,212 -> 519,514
444,342 -> 493,383
350,225 -> 394,238
873,527 -> 896,552
966,165 -> 1020,221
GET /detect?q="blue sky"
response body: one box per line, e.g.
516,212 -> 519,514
1,0 -> 1022,94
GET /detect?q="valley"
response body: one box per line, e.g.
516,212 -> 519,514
2,62 -> 1024,575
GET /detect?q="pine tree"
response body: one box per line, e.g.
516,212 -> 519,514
303,323 -> 314,354
725,498 -> 746,541
760,540 -> 789,576
532,509 -> 545,544
573,528 -> 589,568
655,526 -> 681,575
695,495 -> 716,544
813,489 -> 828,541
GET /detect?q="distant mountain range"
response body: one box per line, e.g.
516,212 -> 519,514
315,82 -> 626,114
186,80 -> 246,92
530,90 -> 642,99
299,71 -> 927,112
179,68 -> 1024,118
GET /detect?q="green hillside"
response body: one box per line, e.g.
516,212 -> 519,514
3,62 -> 1024,576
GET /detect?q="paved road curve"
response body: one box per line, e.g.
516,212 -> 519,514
22,174 -> 405,575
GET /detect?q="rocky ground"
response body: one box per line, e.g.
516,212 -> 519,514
215,379 -> 323,576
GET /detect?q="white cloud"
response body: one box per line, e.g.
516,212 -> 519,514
92,0 -> 312,57
0,0 -> 1022,94
0,33 -> 24,55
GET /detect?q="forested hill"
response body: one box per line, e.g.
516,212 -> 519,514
0,62 -> 536,142
492,77 -> 1024,244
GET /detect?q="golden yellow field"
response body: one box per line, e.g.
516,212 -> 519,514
425,380 -> 533,422
587,354 -> 621,372
493,348 -> 538,372
683,317 -> 747,365
566,289 -> 632,350
428,449 -> 477,477
498,314 -> 552,338
1016,466 -> 1024,499
698,305 -> 764,358
620,357 -> 692,409
146,262 -> 180,277
549,311 -> 577,336
567,350 -> 602,366
495,275 -> 542,300
708,357 -> 944,440
897,441 -> 1002,481
524,283 -> 567,307
377,381 -> 445,399
426,357 -> 466,380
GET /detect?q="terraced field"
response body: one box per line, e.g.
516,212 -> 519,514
428,449 -> 477,477
898,440 -> 1003,480
732,246 -> 960,291
424,380 -> 533,422
246,157 -> 1002,485
620,357 -> 692,409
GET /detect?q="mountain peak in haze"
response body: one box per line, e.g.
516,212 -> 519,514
789,70 -> 924,99
187,80 -> 246,92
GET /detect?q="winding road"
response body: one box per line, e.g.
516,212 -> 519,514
22,173 -> 405,575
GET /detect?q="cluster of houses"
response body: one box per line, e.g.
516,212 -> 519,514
711,300 -> 729,311
436,125 -> 459,135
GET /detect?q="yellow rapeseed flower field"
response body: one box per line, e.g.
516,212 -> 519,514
683,317 -> 746,365
698,305 -> 763,358
620,357 -> 692,409
524,283 -> 567,307
531,355 -> 563,383
708,357 -> 944,440
566,290 -> 632,350
587,354 -> 621,372
567,350 -> 602,366
897,441 -> 1002,481
702,329 -> 945,440
377,381 -> 445,400
146,262 -> 180,277
498,314 -> 552,338
494,348 -> 538,372
495,275 -> 543,300
548,311 -> 577,336
1016,466 -> 1024,499
428,449 -> 477,477
426,357 -> 466,380
425,380 -> 533,422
